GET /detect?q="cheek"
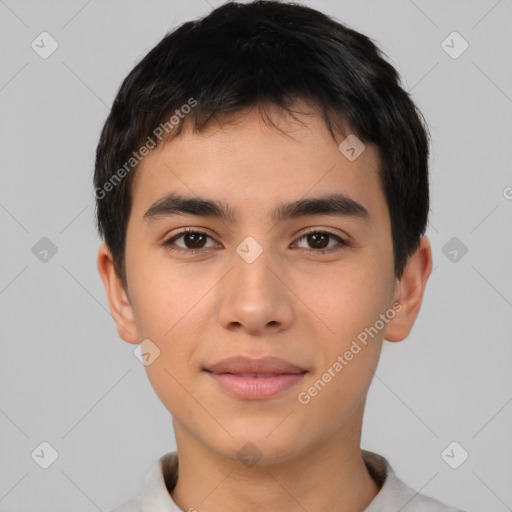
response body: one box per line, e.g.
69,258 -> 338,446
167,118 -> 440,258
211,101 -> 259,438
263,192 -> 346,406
127,256 -> 210,395
298,271 -> 388,422
309,260 -> 393,343
127,252 -> 201,338
132,264 -> 203,413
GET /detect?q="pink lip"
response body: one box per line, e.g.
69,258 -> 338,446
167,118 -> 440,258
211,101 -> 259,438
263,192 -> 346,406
205,355 -> 306,374
203,356 -> 308,400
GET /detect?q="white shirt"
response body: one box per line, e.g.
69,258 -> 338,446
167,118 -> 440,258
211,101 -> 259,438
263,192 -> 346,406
111,449 -> 465,512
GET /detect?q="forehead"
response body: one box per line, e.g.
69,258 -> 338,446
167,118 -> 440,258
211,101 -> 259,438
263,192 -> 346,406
129,102 -> 387,227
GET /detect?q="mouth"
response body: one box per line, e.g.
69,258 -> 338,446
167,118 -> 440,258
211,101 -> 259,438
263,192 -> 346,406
203,356 -> 308,400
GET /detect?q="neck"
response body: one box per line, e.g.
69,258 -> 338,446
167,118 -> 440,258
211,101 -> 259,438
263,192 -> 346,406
170,407 -> 380,512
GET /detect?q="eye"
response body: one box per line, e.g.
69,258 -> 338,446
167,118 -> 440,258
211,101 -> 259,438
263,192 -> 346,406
163,228 -> 219,253
293,229 -> 349,253
162,228 -> 349,255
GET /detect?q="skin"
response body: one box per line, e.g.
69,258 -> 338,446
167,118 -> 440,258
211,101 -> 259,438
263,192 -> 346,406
98,100 -> 432,512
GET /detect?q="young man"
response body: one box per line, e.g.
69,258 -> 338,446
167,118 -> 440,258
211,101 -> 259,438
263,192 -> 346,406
95,1 -> 465,510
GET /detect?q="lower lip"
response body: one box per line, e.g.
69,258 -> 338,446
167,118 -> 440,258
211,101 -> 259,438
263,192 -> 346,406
205,372 -> 307,400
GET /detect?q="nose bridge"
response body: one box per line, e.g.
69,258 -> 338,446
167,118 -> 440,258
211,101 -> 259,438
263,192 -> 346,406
216,236 -> 294,333
231,237 -> 280,299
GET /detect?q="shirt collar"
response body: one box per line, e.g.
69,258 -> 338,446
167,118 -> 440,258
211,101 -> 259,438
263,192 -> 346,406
138,449 -> 436,511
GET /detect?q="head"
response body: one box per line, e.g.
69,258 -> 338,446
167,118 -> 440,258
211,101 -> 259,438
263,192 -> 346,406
95,1 -> 432,465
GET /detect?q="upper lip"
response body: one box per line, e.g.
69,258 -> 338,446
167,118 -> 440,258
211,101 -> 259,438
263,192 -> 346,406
204,356 -> 307,375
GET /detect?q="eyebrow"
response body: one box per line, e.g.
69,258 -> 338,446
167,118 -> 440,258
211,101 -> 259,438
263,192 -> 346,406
143,192 -> 370,224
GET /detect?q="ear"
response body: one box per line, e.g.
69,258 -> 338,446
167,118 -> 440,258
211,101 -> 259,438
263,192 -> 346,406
384,236 -> 433,342
96,242 -> 139,344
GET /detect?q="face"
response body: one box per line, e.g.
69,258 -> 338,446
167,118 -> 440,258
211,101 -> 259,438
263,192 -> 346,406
102,101 -> 415,465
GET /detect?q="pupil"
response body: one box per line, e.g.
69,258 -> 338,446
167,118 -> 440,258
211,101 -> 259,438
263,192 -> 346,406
309,233 -> 328,249
182,232 -> 330,250
186,233 -> 205,249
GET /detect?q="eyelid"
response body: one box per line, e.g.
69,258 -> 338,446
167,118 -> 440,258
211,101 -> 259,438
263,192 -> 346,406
163,227 -> 221,251
295,227 -> 347,241
163,227 -> 350,253
292,228 -> 350,250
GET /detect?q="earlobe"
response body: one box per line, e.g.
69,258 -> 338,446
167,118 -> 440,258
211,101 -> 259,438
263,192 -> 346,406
96,243 -> 139,344
384,236 -> 433,343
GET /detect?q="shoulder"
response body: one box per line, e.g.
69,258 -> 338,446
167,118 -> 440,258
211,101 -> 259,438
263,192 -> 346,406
373,481 -> 466,512
362,450 -> 466,512
109,451 -> 179,512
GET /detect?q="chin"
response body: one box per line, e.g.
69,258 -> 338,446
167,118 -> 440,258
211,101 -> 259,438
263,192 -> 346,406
209,426 -> 308,467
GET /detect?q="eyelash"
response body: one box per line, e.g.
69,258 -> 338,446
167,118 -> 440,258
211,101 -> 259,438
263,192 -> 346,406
162,228 -> 350,255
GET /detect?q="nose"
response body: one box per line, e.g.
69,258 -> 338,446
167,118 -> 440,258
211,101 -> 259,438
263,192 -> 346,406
216,246 -> 295,336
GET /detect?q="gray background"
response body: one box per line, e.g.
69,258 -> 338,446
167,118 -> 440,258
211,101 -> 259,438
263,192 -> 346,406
0,0 -> 511,510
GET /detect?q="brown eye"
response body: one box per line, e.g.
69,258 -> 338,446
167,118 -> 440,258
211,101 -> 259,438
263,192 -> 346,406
181,232 -> 207,249
163,229 -> 218,253
294,230 -> 348,252
306,232 -> 329,249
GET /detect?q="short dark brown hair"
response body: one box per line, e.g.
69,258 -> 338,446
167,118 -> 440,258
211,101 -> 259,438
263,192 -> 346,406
94,0 -> 430,287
